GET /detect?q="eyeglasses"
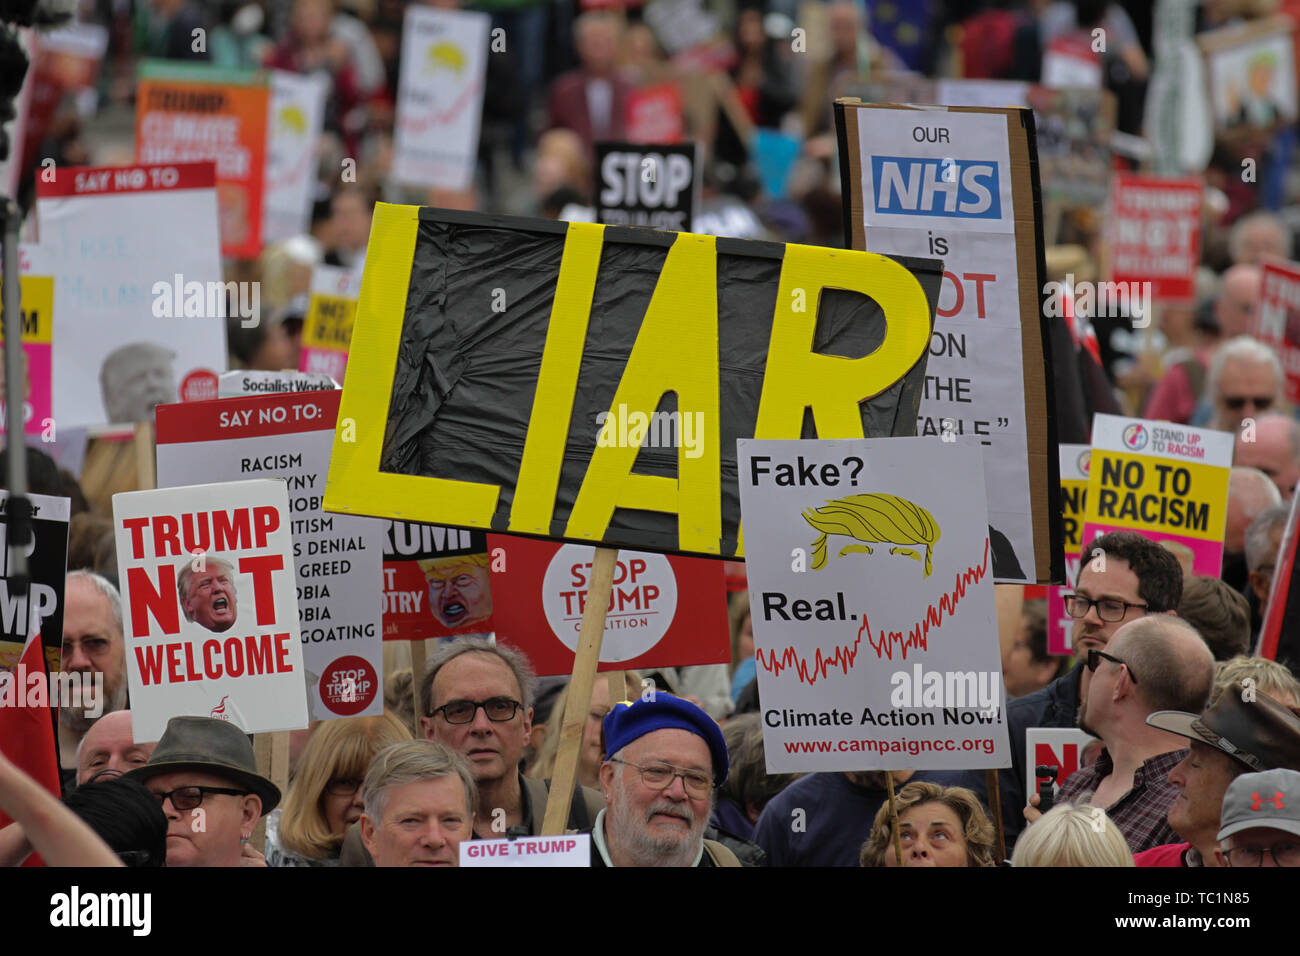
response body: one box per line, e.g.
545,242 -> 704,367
1225,842 -> 1300,867
324,777 -> 363,796
608,758 -> 713,798
430,697 -> 522,724
1064,594 -> 1148,623
1087,648 -> 1138,684
1222,395 -> 1274,412
150,786 -> 249,811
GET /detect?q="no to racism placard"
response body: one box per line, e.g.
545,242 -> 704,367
1257,260 -> 1300,406
0,491 -> 70,674
0,244 -> 55,438
113,480 -> 308,739
486,534 -> 728,676
156,391 -> 385,720
836,100 -> 1061,585
299,264 -> 362,383
1107,173 -> 1202,304
324,206 -> 943,557
383,521 -> 493,641
594,142 -> 699,231
391,5 -> 489,191
738,437 -> 1010,773
36,161 -> 225,429
135,61 -> 269,259
1048,444 -> 1090,655
1082,414 -> 1233,576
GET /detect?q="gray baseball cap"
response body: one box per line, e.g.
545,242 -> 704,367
1217,768 -> 1300,842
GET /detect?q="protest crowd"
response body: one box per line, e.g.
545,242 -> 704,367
7,0 -> 1300,884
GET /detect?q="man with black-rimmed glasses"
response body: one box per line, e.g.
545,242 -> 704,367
127,715 -> 280,867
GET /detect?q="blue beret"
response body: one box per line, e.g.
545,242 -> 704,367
603,693 -> 729,786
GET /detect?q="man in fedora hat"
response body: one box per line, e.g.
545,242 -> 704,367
128,715 -> 280,867
1135,683 -> 1300,867
1215,768 -> 1300,867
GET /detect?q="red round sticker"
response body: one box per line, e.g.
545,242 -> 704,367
180,369 -> 218,403
320,656 -> 378,716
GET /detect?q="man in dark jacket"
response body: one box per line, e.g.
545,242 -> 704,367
952,531 -> 1185,852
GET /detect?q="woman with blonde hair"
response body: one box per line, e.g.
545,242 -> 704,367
267,712 -> 412,866
1012,803 -> 1136,867
528,671 -> 641,789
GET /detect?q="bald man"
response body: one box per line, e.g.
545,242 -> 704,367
75,710 -> 155,785
1234,413 -> 1300,501
1027,616 -> 1215,853
1215,265 -> 1262,340
1222,466 -> 1284,589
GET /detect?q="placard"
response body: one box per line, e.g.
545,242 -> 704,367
323,206 -> 944,558
594,142 -> 699,232
1257,260 -> 1300,406
155,392 -> 385,720
461,834 -> 590,867
486,534 -> 728,676
35,161 -> 226,429
1025,726 -> 1096,801
836,100 -> 1061,585
113,479 -> 309,739
262,70 -> 328,244
391,5 -> 489,191
382,521 -> 493,641
136,61 -> 269,259
1048,444 -> 1089,655
0,244 -> 55,438
1081,414 -> 1233,577
1107,173 -> 1202,304
739,437 -> 1010,772
298,264 -> 361,383
0,491 -> 70,674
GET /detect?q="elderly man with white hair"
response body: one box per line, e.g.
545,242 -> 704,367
1207,336 -> 1284,432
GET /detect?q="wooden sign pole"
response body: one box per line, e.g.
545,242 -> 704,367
884,769 -> 903,866
540,547 -> 618,835
410,638 -> 429,730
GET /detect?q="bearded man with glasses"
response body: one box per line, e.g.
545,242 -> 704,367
595,693 -> 741,866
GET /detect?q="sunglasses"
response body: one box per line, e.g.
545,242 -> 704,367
1222,395 -> 1274,411
1086,648 -> 1138,684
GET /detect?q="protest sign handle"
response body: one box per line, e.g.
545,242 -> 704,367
541,547 -> 617,836
986,768 -> 1006,863
410,638 -> 428,725
253,733 -> 272,852
884,769 -> 902,867
135,422 -> 156,490
607,670 -> 624,709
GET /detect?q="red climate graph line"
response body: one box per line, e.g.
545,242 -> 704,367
754,539 -> 991,685
864,538 -> 990,661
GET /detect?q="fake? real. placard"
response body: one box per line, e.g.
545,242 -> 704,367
113,479 -> 309,740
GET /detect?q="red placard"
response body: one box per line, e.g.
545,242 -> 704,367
1107,173 -> 1202,303
486,534 -> 730,677
1258,259 -> 1300,405
626,83 -> 685,145
383,522 -> 494,641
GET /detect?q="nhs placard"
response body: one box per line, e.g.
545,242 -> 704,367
871,156 -> 1001,219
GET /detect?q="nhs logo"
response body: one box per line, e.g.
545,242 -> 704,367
871,156 -> 1001,220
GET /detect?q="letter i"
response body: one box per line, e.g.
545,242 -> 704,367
928,231 -> 937,255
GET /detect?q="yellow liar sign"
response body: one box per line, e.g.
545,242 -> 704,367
324,205 -> 935,556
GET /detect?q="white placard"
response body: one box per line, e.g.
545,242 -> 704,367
1025,727 -> 1097,800
738,437 -> 1011,772
36,162 -> 226,429
856,107 -> 1036,583
391,6 -> 489,191
262,70 -> 328,243
114,479 -> 308,740
155,392 -> 385,721
460,834 -> 590,867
